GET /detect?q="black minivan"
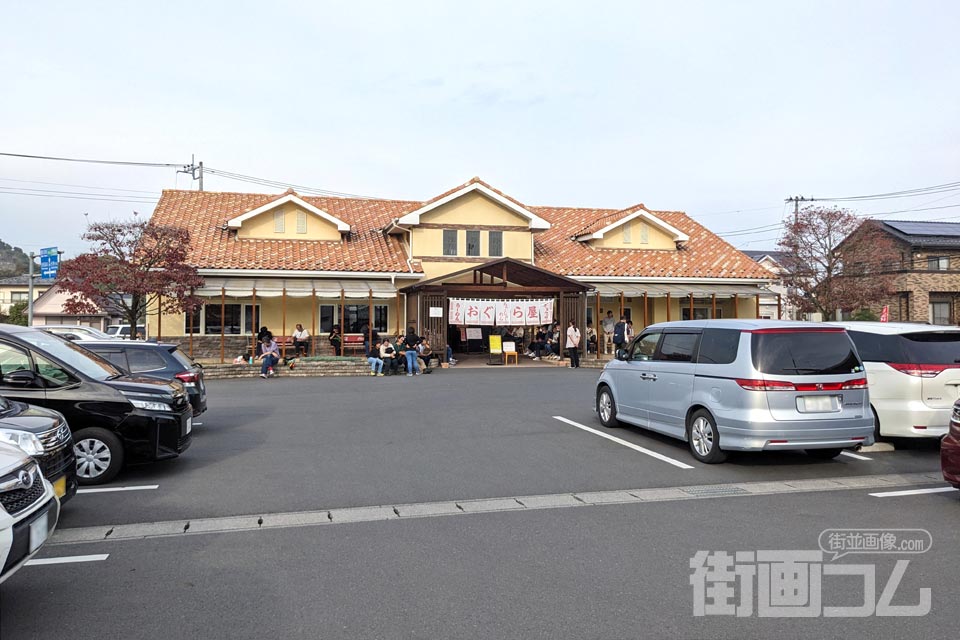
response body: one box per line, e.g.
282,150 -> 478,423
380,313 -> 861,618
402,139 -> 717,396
0,396 -> 78,503
0,324 -> 192,485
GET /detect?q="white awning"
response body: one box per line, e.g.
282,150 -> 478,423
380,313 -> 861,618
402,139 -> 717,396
589,283 -> 769,298
195,278 -> 397,299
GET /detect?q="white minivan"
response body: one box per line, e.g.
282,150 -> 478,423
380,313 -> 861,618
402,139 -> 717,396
0,442 -> 60,583
828,321 -> 960,438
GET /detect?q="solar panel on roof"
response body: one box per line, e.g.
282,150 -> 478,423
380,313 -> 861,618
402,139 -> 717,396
885,220 -> 960,237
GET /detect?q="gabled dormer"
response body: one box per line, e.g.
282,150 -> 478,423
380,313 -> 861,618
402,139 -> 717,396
384,178 -> 550,278
226,190 -> 351,241
575,205 -> 689,250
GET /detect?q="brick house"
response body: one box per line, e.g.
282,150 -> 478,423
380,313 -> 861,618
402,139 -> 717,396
863,221 -> 960,325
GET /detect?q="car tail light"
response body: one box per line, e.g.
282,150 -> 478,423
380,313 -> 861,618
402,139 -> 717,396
887,363 -> 960,378
736,378 -> 867,391
736,379 -> 796,391
175,371 -> 198,385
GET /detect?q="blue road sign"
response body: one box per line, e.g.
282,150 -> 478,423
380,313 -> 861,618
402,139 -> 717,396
40,247 -> 59,280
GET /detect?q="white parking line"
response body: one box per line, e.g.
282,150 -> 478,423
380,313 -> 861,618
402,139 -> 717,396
869,487 -> 958,498
552,416 -> 694,469
840,451 -> 872,461
77,485 -> 159,494
26,554 -> 109,566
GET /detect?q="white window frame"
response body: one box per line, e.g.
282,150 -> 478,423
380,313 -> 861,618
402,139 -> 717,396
622,223 -> 632,244
296,210 -> 307,234
274,210 -> 285,233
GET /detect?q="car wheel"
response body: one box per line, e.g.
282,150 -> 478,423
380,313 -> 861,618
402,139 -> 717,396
73,427 -> 124,485
597,386 -> 620,428
805,448 -> 844,460
871,406 -> 882,441
687,409 -> 727,463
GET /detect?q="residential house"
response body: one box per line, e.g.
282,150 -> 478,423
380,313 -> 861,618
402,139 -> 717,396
30,284 -> 113,329
147,177 -> 773,360
741,250 -> 795,320
0,274 -> 55,316
849,220 -> 960,325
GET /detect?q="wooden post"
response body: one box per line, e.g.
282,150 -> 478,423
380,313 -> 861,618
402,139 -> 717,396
502,262 -> 507,287
711,293 -> 717,319
311,289 -> 317,356
733,293 -> 738,319
220,287 -> 225,364
395,290 -> 401,336
188,306 -> 194,358
777,293 -> 782,320
281,287 -> 287,359
157,303 -> 162,342
594,292 -> 601,359
619,291 -> 624,318
666,291 -> 671,322
755,293 -> 761,319
340,288 -> 345,337
251,287 -> 257,355
689,293 -> 694,321
643,292 -> 648,327
368,289 -> 373,348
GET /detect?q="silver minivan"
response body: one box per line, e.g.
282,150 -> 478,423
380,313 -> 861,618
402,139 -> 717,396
596,320 -> 875,463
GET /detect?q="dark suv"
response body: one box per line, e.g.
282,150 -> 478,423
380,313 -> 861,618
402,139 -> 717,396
0,396 -> 77,503
80,341 -> 207,416
0,324 -> 192,485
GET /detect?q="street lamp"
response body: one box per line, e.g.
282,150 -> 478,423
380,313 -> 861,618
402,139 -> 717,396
27,250 -> 64,326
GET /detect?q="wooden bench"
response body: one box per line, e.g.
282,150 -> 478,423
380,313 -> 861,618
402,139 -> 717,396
246,335 -> 310,360
342,334 -> 365,355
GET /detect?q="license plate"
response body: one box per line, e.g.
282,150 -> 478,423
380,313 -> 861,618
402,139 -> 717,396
53,476 -> 66,498
799,395 -> 839,412
185,416 -> 192,435
29,511 -> 49,553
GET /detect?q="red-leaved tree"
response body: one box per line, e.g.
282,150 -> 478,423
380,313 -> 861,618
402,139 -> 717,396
778,206 -> 897,320
58,219 -> 204,338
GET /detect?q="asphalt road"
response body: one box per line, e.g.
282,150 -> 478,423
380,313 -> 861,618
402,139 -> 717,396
1,369 -> 955,639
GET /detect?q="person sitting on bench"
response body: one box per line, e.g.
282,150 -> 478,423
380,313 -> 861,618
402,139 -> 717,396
257,335 -> 280,378
292,324 -> 310,357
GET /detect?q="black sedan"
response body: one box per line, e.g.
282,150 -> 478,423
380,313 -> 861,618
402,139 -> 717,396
79,341 -> 207,416
0,396 -> 77,503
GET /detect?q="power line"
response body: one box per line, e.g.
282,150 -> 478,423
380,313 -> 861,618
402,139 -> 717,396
0,151 -> 188,169
0,190 -> 158,204
0,177 -> 160,195
203,167 -> 378,199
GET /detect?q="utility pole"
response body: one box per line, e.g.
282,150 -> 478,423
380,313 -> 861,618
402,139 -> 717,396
27,252 -> 35,325
179,154 -> 204,191
784,195 -> 814,223
198,161 -> 203,191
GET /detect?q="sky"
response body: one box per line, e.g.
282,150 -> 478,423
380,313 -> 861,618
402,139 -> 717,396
1,0 -> 958,260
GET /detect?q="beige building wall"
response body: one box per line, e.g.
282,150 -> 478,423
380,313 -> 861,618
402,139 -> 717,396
237,203 -> 343,241
595,295 -> 760,330
590,219 -> 677,250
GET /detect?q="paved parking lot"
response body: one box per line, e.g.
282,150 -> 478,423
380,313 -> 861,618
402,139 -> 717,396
2,369 -> 956,639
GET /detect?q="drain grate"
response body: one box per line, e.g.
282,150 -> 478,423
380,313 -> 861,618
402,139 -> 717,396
680,485 -> 750,497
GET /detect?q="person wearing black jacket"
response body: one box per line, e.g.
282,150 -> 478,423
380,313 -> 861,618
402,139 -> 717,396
367,341 -> 384,376
613,316 -> 627,353
403,328 -> 422,376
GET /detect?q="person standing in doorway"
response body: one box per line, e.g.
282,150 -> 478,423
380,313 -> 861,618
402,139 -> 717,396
613,315 -> 627,354
566,320 -> 581,368
601,311 -> 616,355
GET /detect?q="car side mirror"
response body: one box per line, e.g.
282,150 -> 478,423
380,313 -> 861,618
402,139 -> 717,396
2,369 -> 40,387
615,349 -> 628,361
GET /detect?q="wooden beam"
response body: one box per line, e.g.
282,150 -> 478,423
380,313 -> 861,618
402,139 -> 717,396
340,288 -> 345,337
188,306 -> 194,358
755,293 -> 761,319
157,302 -> 161,342
594,292 -> 600,359
619,291 -> 624,318
666,291 -> 671,322
733,293 -> 738,319
777,293 -> 782,320
502,262 -> 507,287
251,287 -> 257,356
395,289 -> 401,335
643,292 -> 648,327
311,288 -> 317,356
281,287 -> 287,359
220,287 -> 225,364
711,293 -> 717,319
689,293 -> 694,321
368,289 -> 373,349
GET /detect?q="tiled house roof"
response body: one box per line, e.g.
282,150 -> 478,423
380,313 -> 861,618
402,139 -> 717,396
530,205 -> 770,279
150,182 -> 771,280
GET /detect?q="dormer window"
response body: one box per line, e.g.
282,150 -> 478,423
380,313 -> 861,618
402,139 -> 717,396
622,224 -> 632,244
297,210 -> 307,234
640,223 -> 649,244
274,210 -> 285,233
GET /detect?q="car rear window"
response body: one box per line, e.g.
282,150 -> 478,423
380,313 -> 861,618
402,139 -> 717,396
751,331 -> 862,376
847,331 -> 907,362
900,332 -> 960,364
170,348 -> 195,369
697,328 -> 741,365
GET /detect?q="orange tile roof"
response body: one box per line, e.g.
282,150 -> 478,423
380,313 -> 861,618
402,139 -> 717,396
150,183 -> 771,280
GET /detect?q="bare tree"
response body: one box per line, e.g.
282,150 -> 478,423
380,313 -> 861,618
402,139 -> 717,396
778,206 -> 896,320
